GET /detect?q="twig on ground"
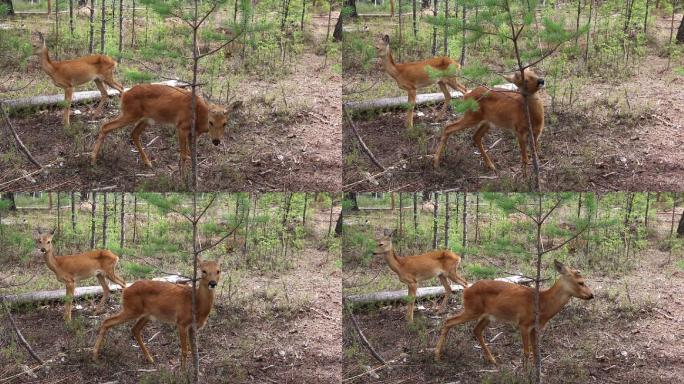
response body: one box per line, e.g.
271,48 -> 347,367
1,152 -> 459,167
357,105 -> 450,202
2,303 -> 44,364
346,302 -> 387,365
0,104 -> 42,168
344,108 -> 385,171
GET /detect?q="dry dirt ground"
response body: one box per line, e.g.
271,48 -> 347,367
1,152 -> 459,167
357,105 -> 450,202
0,13 -> 341,192
343,241 -> 684,381
342,15 -> 684,192
0,209 -> 342,383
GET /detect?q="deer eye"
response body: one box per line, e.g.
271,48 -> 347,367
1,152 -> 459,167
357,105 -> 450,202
217,271 -> 220,274
578,282 -> 585,286
202,270 -> 207,274
47,241 -> 51,244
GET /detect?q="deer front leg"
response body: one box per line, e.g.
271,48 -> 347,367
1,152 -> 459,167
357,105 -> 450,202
178,325 -> 190,370
406,282 -> 417,323
516,131 -> 529,178
64,280 -> 75,322
520,325 -> 532,369
405,89 -> 417,129
178,129 -> 191,179
63,86 -> 73,127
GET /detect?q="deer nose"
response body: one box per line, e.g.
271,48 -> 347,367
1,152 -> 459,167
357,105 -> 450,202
212,139 -> 220,146
208,281 -> 217,288
40,248 -> 46,252
538,79 -> 545,86
587,293 -> 594,300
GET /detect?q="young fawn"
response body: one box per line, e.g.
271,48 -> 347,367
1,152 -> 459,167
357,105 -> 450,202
90,84 -> 242,176
31,32 -> 124,127
433,68 -> 545,177
93,258 -> 221,368
375,34 -> 469,128
35,229 -> 126,323
434,260 -> 593,364
374,231 -> 468,322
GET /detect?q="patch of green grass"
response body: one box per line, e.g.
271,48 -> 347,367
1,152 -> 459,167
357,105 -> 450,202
121,261 -> 156,279
676,259 -> 684,270
466,263 -> 498,280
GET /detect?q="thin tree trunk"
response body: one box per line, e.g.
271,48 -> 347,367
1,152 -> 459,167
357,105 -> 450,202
644,192 -> 650,228
328,194 -> 335,236
55,0 -> 60,42
71,192 -> 76,231
132,194 -> 137,243
462,193 -> 467,253
90,192 -> 97,248
585,0 -> 593,64
118,0 -> 124,58
413,192 -> 418,247
119,193 -> 125,248
89,0 -> 95,53
302,192 -> 308,225
432,192 -> 439,249
431,0 -> 438,55
301,0 -> 306,30
69,0 -> 74,36
101,0 -> 106,53
475,192 -> 480,244
671,193 -> 678,237
131,0 -> 136,47
102,193 -> 108,247
57,192 -> 61,234
443,0 -> 449,56
460,0 -> 466,66
412,0 -> 417,38
444,192 -> 450,248
399,193 -> 404,237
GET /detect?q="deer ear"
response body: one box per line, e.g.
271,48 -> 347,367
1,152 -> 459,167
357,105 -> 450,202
229,100 -> 243,112
383,34 -> 390,44
50,228 -> 56,235
554,260 -> 565,274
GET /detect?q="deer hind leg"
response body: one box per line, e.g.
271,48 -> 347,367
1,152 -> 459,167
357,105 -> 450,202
434,309 -> 479,360
91,115 -> 137,165
473,122 -> 496,171
63,86 -> 73,127
474,317 -> 496,364
437,81 -> 451,120
520,325 -> 532,368
93,79 -> 109,117
92,309 -> 139,360
405,89 -> 417,129
132,316 -> 154,363
437,275 -> 452,313
105,269 -> 126,289
63,280 -> 75,322
131,119 -> 153,167
178,325 -> 190,370
95,273 -> 110,314
433,113 -> 480,168
102,74 -> 124,94
447,269 -> 468,288
446,77 -> 469,94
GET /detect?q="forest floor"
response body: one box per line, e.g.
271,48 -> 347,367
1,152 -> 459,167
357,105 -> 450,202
0,12 -> 341,192
342,13 -> 684,192
0,208 -> 342,383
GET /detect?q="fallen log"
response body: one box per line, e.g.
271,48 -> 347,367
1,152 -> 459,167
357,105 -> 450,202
343,83 -> 518,113
344,275 -> 532,305
0,80 -> 189,111
0,275 -> 189,305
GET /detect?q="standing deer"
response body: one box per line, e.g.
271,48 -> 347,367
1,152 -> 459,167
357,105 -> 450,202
375,34 -> 469,129
34,229 -> 126,323
374,231 -> 468,322
90,84 -> 242,176
93,258 -> 221,368
434,260 -> 593,364
433,68 -> 545,177
31,32 -> 124,127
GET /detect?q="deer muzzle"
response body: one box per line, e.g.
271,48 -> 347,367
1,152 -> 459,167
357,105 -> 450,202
208,281 -> 217,289
538,79 -> 545,87
212,139 -> 220,146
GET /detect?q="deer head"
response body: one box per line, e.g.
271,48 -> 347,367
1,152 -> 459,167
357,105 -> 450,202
554,259 -> 594,300
207,100 -> 242,146
30,32 -> 46,54
198,258 -> 222,289
374,34 -> 391,57
373,229 -> 396,256
503,68 -> 545,95
34,228 -> 56,254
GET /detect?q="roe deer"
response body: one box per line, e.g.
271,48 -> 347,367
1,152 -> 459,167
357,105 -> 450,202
433,68 -> 545,177
90,84 -> 242,176
374,231 -> 468,322
35,229 -> 126,323
434,260 -> 593,364
375,34 -> 469,128
31,32 -> 124,127
92,258 -> 221,368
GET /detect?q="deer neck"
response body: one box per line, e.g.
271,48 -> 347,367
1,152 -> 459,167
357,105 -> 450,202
43,249 -> 61,275
538,279 -> 571,325
381,47 -> 401,80
38,46 -> 55,76
194,282 -> 215,322
383,248 -> 405,275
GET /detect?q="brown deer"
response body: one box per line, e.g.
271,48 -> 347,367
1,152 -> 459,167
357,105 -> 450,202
225,235 -> 246,254
374,231 -> 468,322
31,32 -> 124,127
375,34 -> 469,128
90,84 -> 242,176
93,258 -> 221,368
434,260 -> 593,364
34,229 -> 126,323
433,68 -> 545,177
